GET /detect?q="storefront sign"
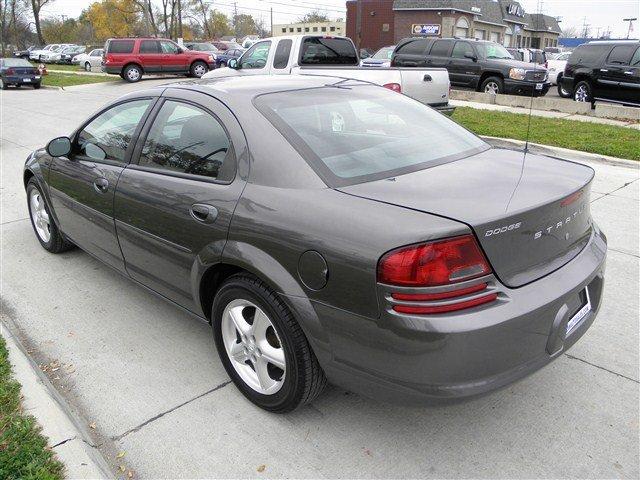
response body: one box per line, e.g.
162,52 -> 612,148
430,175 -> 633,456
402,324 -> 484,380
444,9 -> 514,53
412,24 -> 441,35
507,3 -> 525,17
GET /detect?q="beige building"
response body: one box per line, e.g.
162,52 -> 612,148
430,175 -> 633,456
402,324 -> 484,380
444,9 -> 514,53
272,20 -> 346,37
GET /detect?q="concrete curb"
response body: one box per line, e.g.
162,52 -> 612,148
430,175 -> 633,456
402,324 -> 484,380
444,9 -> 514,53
482,136 -> 639,167
1,322 -> 113,479
40,85 -> 64,91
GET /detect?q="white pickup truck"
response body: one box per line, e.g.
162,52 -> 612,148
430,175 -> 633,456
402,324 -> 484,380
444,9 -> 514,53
202,35 -> 454,114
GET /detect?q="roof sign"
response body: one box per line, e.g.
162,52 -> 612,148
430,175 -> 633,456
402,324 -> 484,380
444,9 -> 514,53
507,3 -> 525,18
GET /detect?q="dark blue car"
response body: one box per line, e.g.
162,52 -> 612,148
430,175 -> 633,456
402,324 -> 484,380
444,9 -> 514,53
0,58 -> 42,89
216,48 -> 244,68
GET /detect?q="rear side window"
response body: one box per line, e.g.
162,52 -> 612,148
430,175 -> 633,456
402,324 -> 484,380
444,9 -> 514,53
140,40 -> 159,54
273,39 -> 292,69
606,44 -> 636,65
452,42 -> 474,59
108,40 -> 134,54
299,37 -> 358,65
139,101 -> 234,181
395,39 -> 428,55
631,48 -> 640,66
429,40 -> 453,56
571,44 -> 609,64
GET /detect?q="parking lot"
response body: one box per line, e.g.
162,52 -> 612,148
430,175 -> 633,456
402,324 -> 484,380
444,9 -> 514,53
1,79 -> 639,478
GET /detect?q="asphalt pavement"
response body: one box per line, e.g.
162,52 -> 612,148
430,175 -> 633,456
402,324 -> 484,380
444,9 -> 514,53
1,78 -> 638,478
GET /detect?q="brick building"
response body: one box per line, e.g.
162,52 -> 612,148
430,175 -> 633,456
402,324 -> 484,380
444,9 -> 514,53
346,0 -> 562,51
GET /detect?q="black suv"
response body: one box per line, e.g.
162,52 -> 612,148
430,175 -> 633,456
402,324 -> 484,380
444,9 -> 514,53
391,37 -> 550,96
560,41 -> 640,107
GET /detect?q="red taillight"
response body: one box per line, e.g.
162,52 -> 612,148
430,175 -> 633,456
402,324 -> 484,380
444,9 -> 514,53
392,282 -> 488,301
377,235 -> 491,287
393,293 -> 497,314
6,68 -> 15,75
561,190 -> 583,207
383,82 -> 402,93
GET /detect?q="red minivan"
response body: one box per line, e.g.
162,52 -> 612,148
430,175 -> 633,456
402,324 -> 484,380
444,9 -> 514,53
102,37 -> 215,82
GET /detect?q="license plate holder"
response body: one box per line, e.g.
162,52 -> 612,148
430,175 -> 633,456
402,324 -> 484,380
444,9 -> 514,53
23,78 -> 31,82
535,83 -> 543,90
566,288 -> 591,335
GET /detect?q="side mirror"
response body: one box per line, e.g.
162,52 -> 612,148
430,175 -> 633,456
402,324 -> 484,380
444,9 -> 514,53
46,136 -> 71,157
464,53 -> 478,62
227,58 -> 238,69
176,47 -> 184,54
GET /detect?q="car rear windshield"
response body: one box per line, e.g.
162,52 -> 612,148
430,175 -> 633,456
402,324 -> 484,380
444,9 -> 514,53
2,58 -> 33,67
255,84 -> 488,187
108,40 -> 135,54
299,37 -> 358,65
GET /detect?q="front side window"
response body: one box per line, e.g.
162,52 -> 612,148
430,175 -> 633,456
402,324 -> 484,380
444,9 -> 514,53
76,99 -> 152,164
478,42 -> 513,60
240,41 -> 271,69
160,41 -> 179,54
255,85 -> 488,186
139,101 -> 233,181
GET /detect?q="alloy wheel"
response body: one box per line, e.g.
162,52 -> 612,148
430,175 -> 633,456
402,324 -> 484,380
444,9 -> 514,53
221,298 -> 286,395
193,63 -> 207,77
484,82 -> 499,94
575,85 -> 589,102
29,189 -> 51,243
127,67 -> 141,81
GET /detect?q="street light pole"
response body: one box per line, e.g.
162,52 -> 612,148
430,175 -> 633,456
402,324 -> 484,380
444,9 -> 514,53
623,17 -> 637,39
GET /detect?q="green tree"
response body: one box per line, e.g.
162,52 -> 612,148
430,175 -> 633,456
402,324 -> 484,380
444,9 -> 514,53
298,10 -> 330,23
210,10 -> 232,38
233,13 -> 259,37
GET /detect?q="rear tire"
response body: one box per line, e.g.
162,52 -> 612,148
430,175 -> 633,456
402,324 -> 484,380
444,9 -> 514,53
33,83 -> 41,89
122,64 -> 142,83
481,76 -> 503,95
573,80 -> 592,103
84,62 -> 91,72
212,273 -> 326,412
220,61 -> 227,68
26,178 -> 74,253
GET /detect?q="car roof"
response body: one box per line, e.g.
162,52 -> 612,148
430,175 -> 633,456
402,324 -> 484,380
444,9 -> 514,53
586,40 -> 639,45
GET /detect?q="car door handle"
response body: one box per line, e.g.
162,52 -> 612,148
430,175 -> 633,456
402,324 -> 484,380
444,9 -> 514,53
423,74 -> 432,82
600,69 -> 609,72
93,177 -> 109,193
190,203 -> 218,224
624,71 -> 634,75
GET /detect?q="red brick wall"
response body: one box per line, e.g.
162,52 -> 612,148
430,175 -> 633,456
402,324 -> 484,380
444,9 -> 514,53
346,0 -> 396,51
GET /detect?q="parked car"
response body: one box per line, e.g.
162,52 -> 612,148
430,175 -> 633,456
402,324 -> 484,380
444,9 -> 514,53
560,40 -> 640,107
185,41 -> 220,57
0,58 -> 42,89
24,74 -> 606,412
101,37 -> 215,82
359,48 -> 375,59
215,48 -> 244,67
211,41 -> 243,51
392,38 -> 550,96
13,46 -> 41,60
360,45 -> 395,67
203,35 -> 454,114
29,44 -> 60,61
507,48 -> 548,68
40,44 -> 76,63
547,51 -> 572,97
73,48 -> 104,71
58,45 -> 86,64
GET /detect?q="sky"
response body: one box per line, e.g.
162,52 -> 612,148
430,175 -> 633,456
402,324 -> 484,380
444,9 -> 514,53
39,0 -> 640,39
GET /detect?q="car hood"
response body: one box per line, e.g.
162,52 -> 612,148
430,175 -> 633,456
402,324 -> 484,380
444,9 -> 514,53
489,58 -> 547,71
202,67 -> 243,79
338,148 -> 595,287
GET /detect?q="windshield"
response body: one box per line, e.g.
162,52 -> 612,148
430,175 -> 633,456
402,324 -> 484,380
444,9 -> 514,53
372,47 -> 394,60
2,58 -> 33,67
191,43 -> 218,52
255,84 -> 488,187
479,43 -> 513,60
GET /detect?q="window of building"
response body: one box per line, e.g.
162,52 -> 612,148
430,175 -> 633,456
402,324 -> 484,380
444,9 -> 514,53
474,29 -> 486,40
504,26 -> 513,47
297,27 -> 301,32
490,31 -> 500,43
139,101 -> 232,181
289,28 -> 294,32
305,27 -> 309,32
282,28 -> 286,33
330,26 -> 335,31
321,26 -> 326,32
455,17 -> 470,38
313,26 -> 318,32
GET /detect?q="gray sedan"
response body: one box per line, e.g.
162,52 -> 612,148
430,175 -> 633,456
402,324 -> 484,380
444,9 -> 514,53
23,75 -> 606,412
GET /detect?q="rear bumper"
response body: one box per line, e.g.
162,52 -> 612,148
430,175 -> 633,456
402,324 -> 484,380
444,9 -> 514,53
301,225 -> 606,404
4,75 -> 41,85
103,65 -> 122,74
504,79 -> 551,96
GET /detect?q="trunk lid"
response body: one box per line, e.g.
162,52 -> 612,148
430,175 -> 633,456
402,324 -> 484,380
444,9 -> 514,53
338,148 -> 594,288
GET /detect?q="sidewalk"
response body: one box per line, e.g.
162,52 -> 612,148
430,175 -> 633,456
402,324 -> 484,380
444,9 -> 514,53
451,98 -> 640,129
1,323 -> 112,479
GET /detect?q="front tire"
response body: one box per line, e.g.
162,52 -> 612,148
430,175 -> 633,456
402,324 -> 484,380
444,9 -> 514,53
26,179 -> 74,253
481,76 -> 503,95
122,64 -> 142,83
190,60 -> 208,78
557,75 -> 571,98
212,273 -> 326,412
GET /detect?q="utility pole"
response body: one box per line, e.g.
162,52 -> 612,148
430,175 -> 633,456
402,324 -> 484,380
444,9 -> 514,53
233,2 -> 238,38
270,7 -> 273,37
623,17 -> 637,39
581,17 -> 590,38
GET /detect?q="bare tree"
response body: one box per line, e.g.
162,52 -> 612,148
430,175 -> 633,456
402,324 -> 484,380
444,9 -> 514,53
30,0 -> 52,45
134,0 -> 159,37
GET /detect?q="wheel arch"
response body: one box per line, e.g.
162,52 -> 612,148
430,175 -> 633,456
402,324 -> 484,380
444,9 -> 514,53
476,71 -> 504,91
